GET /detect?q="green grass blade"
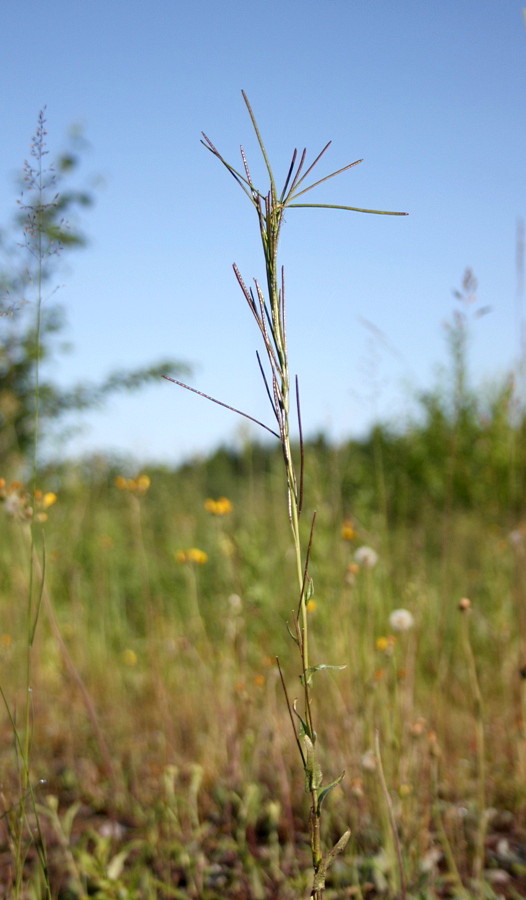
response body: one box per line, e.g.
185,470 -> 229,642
288,202 -> 408,215
288,159 -> 363,201
241,91 -> 277,199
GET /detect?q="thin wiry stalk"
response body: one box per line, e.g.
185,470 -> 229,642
289,158 -> 363,201
256,351 -> 280,424
296,375 -> 304,514
297,512 -> 317,620
14,108 -> 57,900
286,146 -> 307,197
289,141 -> 332,195
276,657 -> 307,769
375,730 -> 407,899
162,375 -> 280,440
460,605 -> 487,895
280,148 -> 299,202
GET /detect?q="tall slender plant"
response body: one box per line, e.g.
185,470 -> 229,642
166,91 -> 406,897
3,108 -> 55,899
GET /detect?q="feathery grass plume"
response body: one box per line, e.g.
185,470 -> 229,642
12,110 -> 55,898
166,91 -> 406,897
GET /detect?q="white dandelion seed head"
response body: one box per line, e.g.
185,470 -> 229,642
360,749 -> 377,772
389,608 -> 415,632
354,546 -> 378,569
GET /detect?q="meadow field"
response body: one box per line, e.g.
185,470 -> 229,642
1,402 -> 526,898
2,103 -> 526,899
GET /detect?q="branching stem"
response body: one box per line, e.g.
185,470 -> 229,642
186,92 -> 406,897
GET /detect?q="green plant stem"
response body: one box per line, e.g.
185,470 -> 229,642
460,610 -> 487,892
25,533 -> 119,789
431,758 -> 470,899
198,92 -> 405,898
375,730 -> 406,900
14,111 -> 49,900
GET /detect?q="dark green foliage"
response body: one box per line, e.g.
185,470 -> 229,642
0,111 -> 189,471
167,373 -> 524,533
338,271 -> 524,523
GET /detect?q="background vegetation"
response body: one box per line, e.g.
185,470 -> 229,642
2,343 -> 526,896
1,115 -> 525,899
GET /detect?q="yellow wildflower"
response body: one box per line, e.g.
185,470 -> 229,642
33,489 -> 57,509
340,519 -> 355,541
187,547 -> 207,564
175,548 -> 208,565
115,474 -> 150,494
375,635 -> 395,653
134,474 -> 150,493
204,497 -> 232,516
33,489 -> 58,522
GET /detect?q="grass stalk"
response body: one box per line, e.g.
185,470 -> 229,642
375,729 -> 406,899
170,91 -> 406,897
9,109 -> 56,899
431,758 -> 470,900
458,598 -> 487,895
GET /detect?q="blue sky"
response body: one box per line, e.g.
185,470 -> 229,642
2,0 -> 525,464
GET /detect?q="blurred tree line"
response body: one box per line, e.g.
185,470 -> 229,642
0,110 -> 188,473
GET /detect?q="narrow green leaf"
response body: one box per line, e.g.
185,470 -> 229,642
288,202 -> 408,215
301,663 -> 347,686
286,620 -> 300,645
317,770 -> 345,810
107,847 -> 131,881
241,90 -> 277,199
292,700 -> 312,740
